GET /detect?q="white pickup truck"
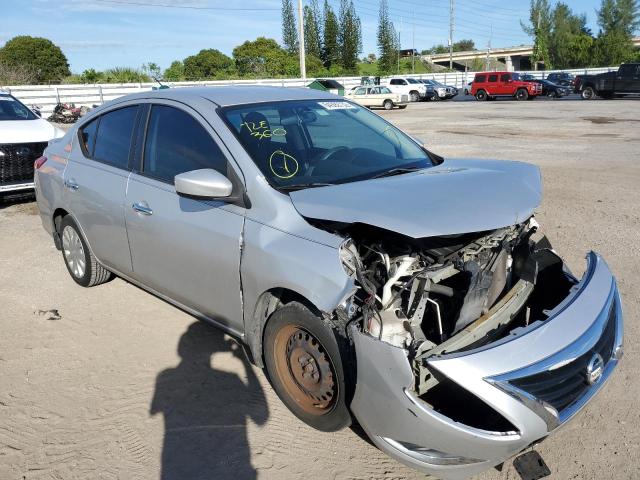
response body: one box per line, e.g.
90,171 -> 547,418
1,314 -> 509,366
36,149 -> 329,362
383,77 -> 428,102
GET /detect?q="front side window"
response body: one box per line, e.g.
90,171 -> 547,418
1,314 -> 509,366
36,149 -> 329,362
221,100 -> 434,190
143,105 -> 227,184
501,74 -> 511,82
0,95 -> 37,121
379,87 -> 392,94
93,106 -> 138,169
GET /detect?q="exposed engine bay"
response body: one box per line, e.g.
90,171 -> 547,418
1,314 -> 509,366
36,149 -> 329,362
316,216 -> 577,396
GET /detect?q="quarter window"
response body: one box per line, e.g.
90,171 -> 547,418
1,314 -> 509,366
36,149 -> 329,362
79,118 -> 98,157
143,105 -> 227,184
93,106 -> 138,169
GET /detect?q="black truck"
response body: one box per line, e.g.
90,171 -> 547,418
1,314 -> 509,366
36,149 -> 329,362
575,63 -> 640,99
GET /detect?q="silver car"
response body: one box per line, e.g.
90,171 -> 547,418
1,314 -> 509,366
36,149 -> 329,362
35,87 -> 623,479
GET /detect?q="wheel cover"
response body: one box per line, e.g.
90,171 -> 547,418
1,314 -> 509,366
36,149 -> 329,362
62,225 -> 86,278
273,325 -> 337,416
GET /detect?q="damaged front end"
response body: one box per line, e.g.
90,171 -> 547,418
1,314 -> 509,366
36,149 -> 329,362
318,217 -> 623,479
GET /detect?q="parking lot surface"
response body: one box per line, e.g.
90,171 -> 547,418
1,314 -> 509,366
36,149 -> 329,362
1,98 -> 638,480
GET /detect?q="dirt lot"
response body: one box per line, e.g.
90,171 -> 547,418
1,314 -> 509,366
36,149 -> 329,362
1,98 -> 639,480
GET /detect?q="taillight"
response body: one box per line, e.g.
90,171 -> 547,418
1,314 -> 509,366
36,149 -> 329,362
34,156 -> 47,170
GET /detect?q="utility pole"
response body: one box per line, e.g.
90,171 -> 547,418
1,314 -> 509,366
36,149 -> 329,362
398,17 -> 402,74
485,24 -> 492,71
412,15 -> 415,74
449,0 -> 454,69
298,0 -> 306,82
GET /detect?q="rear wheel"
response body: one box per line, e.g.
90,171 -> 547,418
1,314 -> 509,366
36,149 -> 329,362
475,89 -> 488,101
383,99 -> 393,110
263,302 -> 352,432
516,88 -> 529,101
59,216 -> 113,287
581,86 -> 596,100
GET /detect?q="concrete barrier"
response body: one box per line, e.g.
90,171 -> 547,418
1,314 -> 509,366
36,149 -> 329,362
1,66 -> 618,117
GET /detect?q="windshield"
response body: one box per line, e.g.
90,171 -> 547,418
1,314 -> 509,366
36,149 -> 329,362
221,100 -> 434,190
0,95 -> 37,121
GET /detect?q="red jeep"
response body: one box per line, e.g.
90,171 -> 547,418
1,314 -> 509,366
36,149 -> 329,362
471,72 -> 542,101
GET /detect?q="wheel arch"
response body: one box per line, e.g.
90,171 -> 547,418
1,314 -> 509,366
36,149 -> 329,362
52,207 -> 70,250
248,287 -> 324,368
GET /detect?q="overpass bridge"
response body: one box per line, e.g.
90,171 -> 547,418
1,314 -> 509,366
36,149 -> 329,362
423,37 -> 640,72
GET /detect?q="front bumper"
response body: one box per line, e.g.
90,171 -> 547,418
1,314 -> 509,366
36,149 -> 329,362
350,252 -> 623,480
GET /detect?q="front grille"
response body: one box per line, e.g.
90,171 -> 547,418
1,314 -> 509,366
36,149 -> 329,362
508,300 -> 617,412
0,142 -> 47,184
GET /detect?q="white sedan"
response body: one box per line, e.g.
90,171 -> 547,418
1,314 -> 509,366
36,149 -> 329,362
346,86 -> 409,110
0,91 -> 64,199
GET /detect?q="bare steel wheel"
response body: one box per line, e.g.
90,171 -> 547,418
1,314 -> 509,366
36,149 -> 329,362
263,302 -> 353,431
275,325 -> 336,414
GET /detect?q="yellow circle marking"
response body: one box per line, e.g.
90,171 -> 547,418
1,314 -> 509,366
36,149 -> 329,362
270,150 -> 299,179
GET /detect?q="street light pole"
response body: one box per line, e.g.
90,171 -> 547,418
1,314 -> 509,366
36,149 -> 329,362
298,0 -> 306,82
449,0 -> 454,69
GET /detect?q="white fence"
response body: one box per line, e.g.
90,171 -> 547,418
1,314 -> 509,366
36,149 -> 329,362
2,66 -> 618,117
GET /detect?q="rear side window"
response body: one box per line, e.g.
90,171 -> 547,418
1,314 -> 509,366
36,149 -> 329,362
93,106 -> 138,169
79,118 -> 98,156
142,105 -> 227,184
488,75 -> 498,82
474,74 -> 486,82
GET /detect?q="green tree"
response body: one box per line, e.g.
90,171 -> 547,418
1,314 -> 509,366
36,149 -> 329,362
549,3 -> 593,68
142,62 -> 161,79
322,0 -> 340,67
163,61 -> 185,81
304,1 -> 323,59
594,0 -> 640,66
183,49 -> 235,80
377,0 -> 398,74
281,0 -> 298,55
338,0 -> 362,72
233,37 -> 297,77
102,67 -> 150,83
80,68 -> 103,83
453,39 -> 475,51
0,36 -> 70,83
521,0 -> 553,69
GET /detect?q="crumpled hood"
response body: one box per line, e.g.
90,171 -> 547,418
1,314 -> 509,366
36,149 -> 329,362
289,159 -> 542,238
0,118 -> 63,144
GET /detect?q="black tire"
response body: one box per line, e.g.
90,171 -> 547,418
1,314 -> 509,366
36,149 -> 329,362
431,93 -> 440,101
59,215 -> 113,287
383,99 -> 393,110
409,91 -> 419,102
581,86 -> 596,100
475,89 -> 488,101
516,88 -> 529,101
398,104 -> 408,109
263,302 -> 353,432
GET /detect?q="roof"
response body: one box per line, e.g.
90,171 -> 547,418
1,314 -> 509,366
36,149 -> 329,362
310,79 -> 344,89
109,85 -> 338,107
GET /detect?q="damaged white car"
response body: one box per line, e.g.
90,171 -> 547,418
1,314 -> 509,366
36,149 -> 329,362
35,87 -> 623,479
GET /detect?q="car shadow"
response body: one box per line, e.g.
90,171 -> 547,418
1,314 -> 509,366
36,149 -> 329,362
150,321 -> 269,480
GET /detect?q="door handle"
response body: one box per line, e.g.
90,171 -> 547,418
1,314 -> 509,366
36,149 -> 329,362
64,179 -> 79,191
132,202 -> 153,216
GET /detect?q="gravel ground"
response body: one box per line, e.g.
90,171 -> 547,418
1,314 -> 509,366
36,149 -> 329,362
1,97 -> 638,480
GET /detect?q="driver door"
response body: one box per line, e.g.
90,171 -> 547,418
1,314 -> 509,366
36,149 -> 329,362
124,102 -> 246,333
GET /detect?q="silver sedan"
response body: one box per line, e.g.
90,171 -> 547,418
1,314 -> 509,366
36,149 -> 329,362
35,86 -> 623,479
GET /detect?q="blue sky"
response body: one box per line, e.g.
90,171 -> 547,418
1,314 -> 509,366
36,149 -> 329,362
1,0 -> 605,73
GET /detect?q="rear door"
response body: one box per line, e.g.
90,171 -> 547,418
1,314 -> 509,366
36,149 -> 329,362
487,74 -> 499,95
124,101 -> 245,333
64,104 -> 139,273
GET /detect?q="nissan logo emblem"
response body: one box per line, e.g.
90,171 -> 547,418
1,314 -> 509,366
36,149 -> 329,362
586,353 -> 604,385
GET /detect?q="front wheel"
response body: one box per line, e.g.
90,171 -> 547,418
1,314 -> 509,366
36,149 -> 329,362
516,88 -> 529,101
263,302 -> 352,432
581,86 -> 596,100
383,99 -> 393,110
398,104 -> 408,109
475,90 -> 488,101
409,91 -> 419,102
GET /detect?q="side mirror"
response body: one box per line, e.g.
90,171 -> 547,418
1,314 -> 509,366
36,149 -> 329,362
175,168 -> 233,199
